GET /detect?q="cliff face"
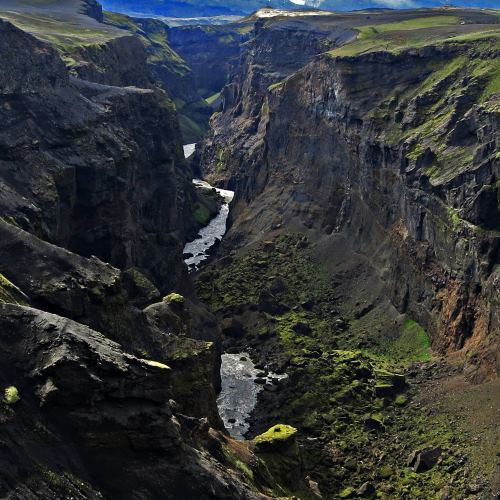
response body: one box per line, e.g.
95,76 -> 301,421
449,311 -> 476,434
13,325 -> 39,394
0,19 -> 188,293
168,23 -> 251,99
0,14 -> 261,499
198,15 -> 500,381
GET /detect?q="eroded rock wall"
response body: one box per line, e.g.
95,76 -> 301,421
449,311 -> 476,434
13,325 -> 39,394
198,23 -> 500,381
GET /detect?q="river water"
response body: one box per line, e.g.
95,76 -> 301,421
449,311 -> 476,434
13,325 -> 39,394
217,353 -> 287,440
182,144 -> 283,440
182,144 -> 234,272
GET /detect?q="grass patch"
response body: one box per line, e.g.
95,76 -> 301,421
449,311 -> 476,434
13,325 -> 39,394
331,16 -> 460,57
0,10 -> 121,48
369,319 -> 431,365
205,92 -> 221,106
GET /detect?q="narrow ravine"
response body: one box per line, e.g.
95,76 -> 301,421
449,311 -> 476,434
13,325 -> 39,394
182,144 -> 234,272
183,144 -> 287,440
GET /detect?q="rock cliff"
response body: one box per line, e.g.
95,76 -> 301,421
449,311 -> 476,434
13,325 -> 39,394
198,10 -> 500,382
0,10 -> 260,499
195,9 -> 500,497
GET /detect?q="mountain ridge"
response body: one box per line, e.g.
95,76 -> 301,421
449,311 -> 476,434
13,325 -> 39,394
100,0 -> 500,19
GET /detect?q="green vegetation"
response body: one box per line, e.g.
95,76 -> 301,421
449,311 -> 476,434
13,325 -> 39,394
447,206 -> 462,232
215,147 -> 226,173
254,424 -> 297,444
196,233 -> 475,497
370,319 -> 431,365
339,486 -> 356,498
163,292 -> 185,304
472,57 -> 500,101
0,10 -> 121,49
205,92 -> 221,106
329,15 -> 500,57
123,268 -> 160,304
4,386 -> 20,405
179,114 -> 208,144
331,16 -> 460,56
193,204 -> 212,225
268,81 -> 284,92
0,273 -> 28,306
141,359 -> 170,370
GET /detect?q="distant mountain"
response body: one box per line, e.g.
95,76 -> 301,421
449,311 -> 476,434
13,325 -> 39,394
100,0 -> 500,18
100,1 -> 297,17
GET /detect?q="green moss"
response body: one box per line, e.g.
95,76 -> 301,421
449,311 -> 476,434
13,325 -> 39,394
193,204 -> 212,226
395,394 -> 408,407
141,359 -> 171,370
4,386 -> 20,405
339,486 -> 356,498
205,92 -> 221,106
268,81 -> 284,92
418,56 -> 466,94
123,268 -> 160,304
195,233 -> 474,497
215,147 -> 226,173
254,424 -> 297,444
369,319 -> 431,365
447,206 -> 462,232
163,292 -> 185,304
0,273 -> 28,306
406,142 -> 426,163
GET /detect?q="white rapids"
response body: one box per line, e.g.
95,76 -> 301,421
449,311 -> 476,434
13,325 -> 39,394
182,144 -> 234,272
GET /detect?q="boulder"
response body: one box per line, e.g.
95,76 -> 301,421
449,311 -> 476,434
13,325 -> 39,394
357,482 -> 376,497
292,321 -> 312,336
407,447 -> 442,472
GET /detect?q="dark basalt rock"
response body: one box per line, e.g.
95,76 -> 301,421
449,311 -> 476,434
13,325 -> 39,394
407,447 -> 442,473
0,20 -> 192,294
0,14 -> 265,499
0,304 -> 261,499
292,321 -> 312,336
197,16 -> 500,381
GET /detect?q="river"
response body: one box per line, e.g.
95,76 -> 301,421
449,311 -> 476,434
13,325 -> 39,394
182,144 -> 234,272
183,144 -> 282,440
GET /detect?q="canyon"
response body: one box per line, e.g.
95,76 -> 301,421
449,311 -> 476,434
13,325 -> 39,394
0,1 -> 498,499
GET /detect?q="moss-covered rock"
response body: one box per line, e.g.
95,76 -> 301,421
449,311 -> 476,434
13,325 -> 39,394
4,386 -> 20,405
122,268 -> 160,307
254,424 -> 297,446
163,292 -> 185,305
0,273 -> 28,306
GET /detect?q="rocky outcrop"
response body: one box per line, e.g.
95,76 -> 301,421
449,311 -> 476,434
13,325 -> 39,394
0,20 -> 191,293
198,15 -> 500,381
0,303 -> 262,499
82,0 -> 104,22
0,14 -> 263,499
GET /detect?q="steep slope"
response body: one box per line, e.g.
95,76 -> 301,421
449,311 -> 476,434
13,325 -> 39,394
0,6 -> 269,498
195,8 -> 500,498
0,3 -> 330,497
199,8 -> 500,380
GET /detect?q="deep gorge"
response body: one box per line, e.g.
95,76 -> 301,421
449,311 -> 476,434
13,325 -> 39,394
0,1 -> 498,499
